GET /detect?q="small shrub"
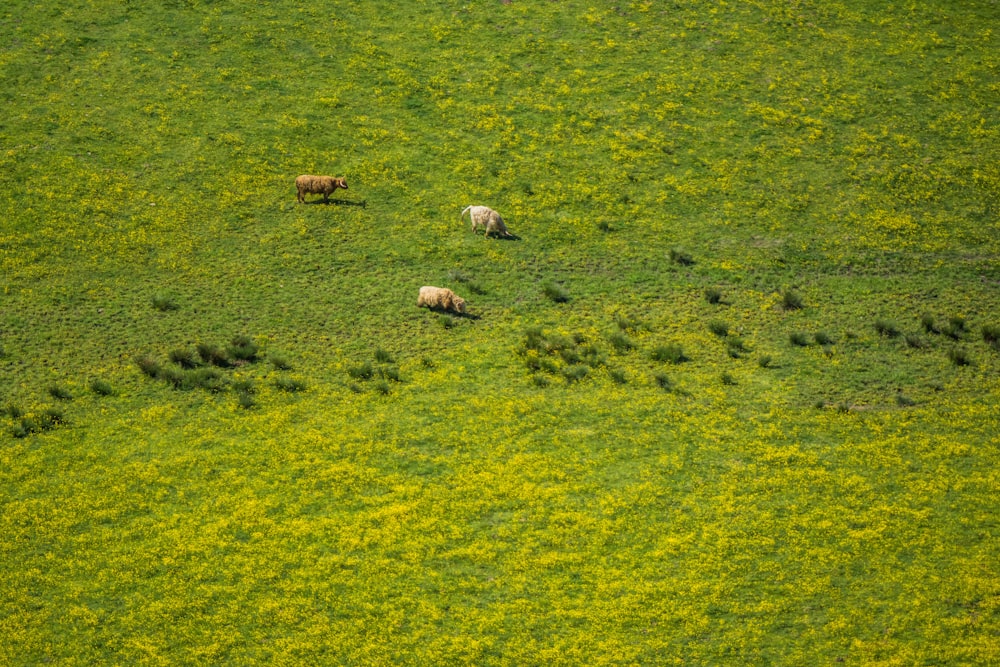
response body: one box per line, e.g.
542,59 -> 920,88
983,325 -> 1000,350
608,368 -> 627,384
814,331 -> 834,346
789,332 -> 810,347
921,314 -> 939,334
4,403 -> 24,419
237,392 -> 257,410
580,345 -> 607,367
608,331 -> 634,353
347,362 -> 374,381
905,334 -> 926,349
562,364 -> 589,383
653,372 -> 674,391
420,356 -> 435,368
374,349 -> 394,364
270,355 -> 293,371
523,326 -> 546,351
836,401 -> 852,414
720,371 -> 737,386
378,366 -> 402,382
348,383 -> 365,394
90,379 -> 114,396
896,393 -> 917,407
651,344 -> 688,364
948,347 -> 972,367
948,315 -> 968,334
542,281 -> 570,303
597,220 -> 613,233
158,366 -> 186,389
188,368 -> 226,392
228,335 -> 259,362
197,343 -> 231,368
874,319 -> 901,338
169,348 -> 200,369
439,314 -> 456,329
559,347 -> 582,365
707,320 -> 729,338
669,248 -> 694,266
40,408 -> 65,429
275,377 -> 307,393
705,287 -> 723,305
48,385 -> 72,401
136,355 -> 161,378
726,336 -> 749,358
524,353 -> 543,372
231,379 -> 256,395
373,380 -> 391,395
758,354 -> 773,368
531,375 -> 550,388
13,417 -> 40,438
781,289 -> 804,311
152,294 -> 179,312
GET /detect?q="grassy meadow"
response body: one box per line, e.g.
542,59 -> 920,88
2,0 -> 999,663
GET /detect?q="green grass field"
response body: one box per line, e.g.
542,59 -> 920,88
2,0 -> 999,663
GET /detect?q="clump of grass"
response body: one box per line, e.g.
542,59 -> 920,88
228,335 -> 259,362
705,287 -> 723,305
596,220 -> 613,233
90,379 -> 114,396
274,377 -> 307,393
943,316 -> 967,340
347,362 -> 374,381
781,289 -> 804,311
921,314 -> 939,334
169,348 -> 201,369
348,382 -> 365,394
874,319 -> 901,338
562,364 -> 589,383
726,336 -> 749,358
669,248 -> 694,266
836,401 -> 852,414
580,344 -> 607,367
814,331 -> 834,346
758,354 -> 773,368
720,371 -> 737,386
707,320 -> 730,338
188,368 -> 226,392
374,349 -> 394,363
197,343 -> 231,368
231,379 -> 256,395
531,375 -> 550,388
269,354 -> 292,371
136,354 -> 161,378
558,347 -> 582,365
542,281 -> 570,303
789,332 -> 810,347
896,393 -> 917,407
982,324 -> 1000,350
378,366 -> 402,383
420,356 -> 435,368
48,385 -> 72,401
905,334 -> 926,349
439,314 -> 456,329
4,403 -> 24,419
608,331 -> 634,353
608,368 -> 627,384
651,344 -> 688,364
152,294 -> 179,312
653,372 -> 674,391
373,380 -> 391,395
948,347 -> 973,367
158,366 -> 186,389
237,391 -> 257,410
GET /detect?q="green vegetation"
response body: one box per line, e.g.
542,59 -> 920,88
1,0 -> 998,663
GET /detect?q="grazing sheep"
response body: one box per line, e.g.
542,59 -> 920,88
296,175 -> 348,203
417,286 -> 467,314
461,205 -> 513,238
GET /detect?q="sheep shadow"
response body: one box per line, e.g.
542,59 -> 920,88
424,308 -> 482,321
306,198 -> 367,208
475,232 -> 522,241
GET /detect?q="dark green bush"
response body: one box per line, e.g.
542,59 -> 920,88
347,362 -> 374,381
374,349 -> 394,363
378,366 -> 402,382
136,354 -> 162,378
948,347 -> 972,367
237,392 -> 258,410
274,377 -> 307,393
707,320 -> 729,338
40,408 -> 65,428
726,336 -> 749,358
814,331 -> 834,346
48,385 -> 73,401
542,281 -> 570,303
197,343 -> 231,368
896,393 -> 917,407
608,331 -> 634,353
874,319 -> 901,338
758,354 -> 773,368
705,288 -> 723,305
614,314 -> 644,332
653,372 -> 674,391
983,324 -> 1000,350
228,335 -> 259,362
373,380 -> 391,395
781,289 -> 804,310
439,314 -> 456,329
651,344 -> 688,364
905,334 -> 926,349
608,368 -> 628,384
531,375 -> 550,388
4,403 -> 24,419
169,348 -> 201,369
789,332 -> 810,347
921,314 -> 939,334
90,379 -> 114,396
669,248 -> 694,266
720,372 -> 737,386
562,364 -> 589,383
270,355 -> 293,371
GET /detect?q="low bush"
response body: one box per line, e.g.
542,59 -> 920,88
921,314 -> 939,334
90,379 -> 114,396
653,372 -> 674,391
531,375 -> 550,388
270,355 -> 293,371
136,354 -> 162,378
614,314 -> 644,332
781,289 -> 804,311
814,331 -> 834,346
152,294 -> 179,312
905,334 -> 926,349
228,335 -> 259,362
758,354 -> 773,368
669,248 -> 694,266
789,332 -> 810,347
948,347 -> 972,367
374,349 -> 394,364
608,331 -> 634,353
237,392 -> 257,410
721,371 -> 737,386
542,281 -> 570,303
373,380 -> 391,395
4,403 -> 24,419
705,287 -> 723,305
874,319 -> 901,338
707,320 -> 729,338
197,343 -> 231,368
896,393 -> 917,407
651,344 -> 688,364
562,364 -> 590,383
347,362 -> 374,381
378,366 -> 402,383
439,314 -> 456,329
608,368 -> 627,384
983,324 -> 1000,350
274,377 -> 307,393
726,336 -> 749,358
48,385 -> 73,401
169,348 -> 200,369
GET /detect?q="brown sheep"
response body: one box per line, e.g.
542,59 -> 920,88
296,175 -> 349,203
461,205 -> 513,238
417,286 -> 467,314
